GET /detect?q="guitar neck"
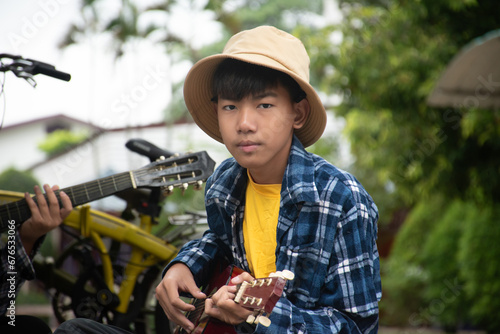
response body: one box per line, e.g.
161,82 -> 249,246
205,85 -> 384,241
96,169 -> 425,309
0,172 -> 133,230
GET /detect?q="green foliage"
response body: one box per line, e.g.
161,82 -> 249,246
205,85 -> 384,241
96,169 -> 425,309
383,196 -> 500,331
161,186 -> 206,215
326,0 -> 500,209
38,130 -> 89,157
0,168 -> 39,193
63,0 -> 326,124
419,201 -> 471,330
380,196 -> 446,326
458,205 -> 500,332
308,128 -> 340,166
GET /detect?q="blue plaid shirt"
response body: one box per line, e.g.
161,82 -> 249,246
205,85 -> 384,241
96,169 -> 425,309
169,136 -> 382,333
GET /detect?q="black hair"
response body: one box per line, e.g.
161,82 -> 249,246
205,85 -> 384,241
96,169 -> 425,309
211,58 -> 306,103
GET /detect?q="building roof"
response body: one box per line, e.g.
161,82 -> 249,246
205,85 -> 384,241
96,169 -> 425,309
0,114 -> 104,132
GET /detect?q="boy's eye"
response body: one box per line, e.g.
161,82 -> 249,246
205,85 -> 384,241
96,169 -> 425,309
258,103 -> 273,109
222,105 -> 237,111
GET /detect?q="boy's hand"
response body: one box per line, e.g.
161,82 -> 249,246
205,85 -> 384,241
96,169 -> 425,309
156,263 -> 206,333
204,271 -> 255,325
20,184 -> 73,254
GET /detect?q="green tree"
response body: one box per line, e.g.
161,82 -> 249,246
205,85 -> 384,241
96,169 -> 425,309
61,0 -> 327,122
323,0 -> 500,206
0,168 -> 40,193
325,0 -> 499,330
458,205 -> 500,332
38,129 -> 89,157
419,201 -> 472,331
380,195 -> 445,326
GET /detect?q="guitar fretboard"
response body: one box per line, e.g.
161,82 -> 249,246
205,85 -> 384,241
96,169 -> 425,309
0,172 -> 133,232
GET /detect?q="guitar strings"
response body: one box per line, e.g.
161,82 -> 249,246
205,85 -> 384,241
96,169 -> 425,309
0,173 -> 132,220
0,158 -> 204,222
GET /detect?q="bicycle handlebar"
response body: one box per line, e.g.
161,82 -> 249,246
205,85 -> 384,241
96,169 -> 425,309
0,53 -> 71,86
27,58 -> 71,81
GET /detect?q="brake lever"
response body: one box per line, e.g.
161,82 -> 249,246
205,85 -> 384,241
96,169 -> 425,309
8,59 -> 38,87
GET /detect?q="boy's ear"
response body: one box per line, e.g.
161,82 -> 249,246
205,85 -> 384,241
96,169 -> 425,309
212,101 -> 218,114
293,98 -> 310,130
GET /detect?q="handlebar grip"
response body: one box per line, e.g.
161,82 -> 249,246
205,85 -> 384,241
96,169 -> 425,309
126,138 -> 175,162
28,59 -> 71,81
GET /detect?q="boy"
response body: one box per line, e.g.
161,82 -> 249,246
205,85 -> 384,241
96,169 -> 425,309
54,25 -> 381,334
156,26 -> 382,333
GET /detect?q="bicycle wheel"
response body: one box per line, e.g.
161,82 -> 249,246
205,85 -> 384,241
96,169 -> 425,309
50,242 -> 119,325
124,265 -> 175,334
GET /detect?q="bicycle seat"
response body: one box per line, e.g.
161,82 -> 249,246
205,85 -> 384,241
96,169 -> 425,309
126,138 -> 175,162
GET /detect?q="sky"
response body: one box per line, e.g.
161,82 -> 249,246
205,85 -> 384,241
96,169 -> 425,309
0,0 -> 222,130
0,0 -> 346,163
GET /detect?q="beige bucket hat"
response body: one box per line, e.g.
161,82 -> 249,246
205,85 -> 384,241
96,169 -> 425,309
183,25 -> 326,147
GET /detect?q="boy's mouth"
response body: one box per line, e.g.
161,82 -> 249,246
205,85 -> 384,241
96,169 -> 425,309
237,140 -> 259,153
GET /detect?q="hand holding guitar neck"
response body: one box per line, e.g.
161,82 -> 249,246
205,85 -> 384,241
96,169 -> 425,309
204,271 -> 256,326
20,184 -> 73,254
174,263 -> 294,334
234,269 -> 295,327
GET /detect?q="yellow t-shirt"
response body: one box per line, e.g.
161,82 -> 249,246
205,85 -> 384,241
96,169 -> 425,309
243,171 -> 281,278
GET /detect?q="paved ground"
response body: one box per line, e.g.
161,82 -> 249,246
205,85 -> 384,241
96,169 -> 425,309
380,327 -> 485,334
16,306 -> 487,334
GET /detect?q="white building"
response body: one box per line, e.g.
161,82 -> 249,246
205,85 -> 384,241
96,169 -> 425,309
0,114 -> 101,172
0,114 -> 228,210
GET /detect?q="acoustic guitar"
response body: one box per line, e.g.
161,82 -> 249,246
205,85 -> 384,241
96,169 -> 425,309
0,151 -> 215,232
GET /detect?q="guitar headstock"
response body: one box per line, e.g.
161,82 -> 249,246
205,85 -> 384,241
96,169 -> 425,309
234,270 -> 294,327
132,151 -> 215,193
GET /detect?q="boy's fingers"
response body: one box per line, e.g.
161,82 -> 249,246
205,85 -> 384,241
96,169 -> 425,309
59,191 -> 73,219
204,298 -> 221,317
231,272 -> 254,285
25,191 -> 39,218
34,185 -> 50,215
44,184 -> 59,209
188,287 -> 206,300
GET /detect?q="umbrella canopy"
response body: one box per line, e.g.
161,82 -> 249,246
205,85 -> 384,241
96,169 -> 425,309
427,30 -> 500,110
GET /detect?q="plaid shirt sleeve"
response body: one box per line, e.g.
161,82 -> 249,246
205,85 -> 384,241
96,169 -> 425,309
0,231 -> 38,315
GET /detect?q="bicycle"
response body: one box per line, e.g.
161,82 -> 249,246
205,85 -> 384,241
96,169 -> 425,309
0,54 -> 216,333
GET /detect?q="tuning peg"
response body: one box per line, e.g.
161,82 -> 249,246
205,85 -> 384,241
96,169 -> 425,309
162,185 -> 174,196
246,314 -> 256,324
269,270 -> 295,281
256,315 -> 271,327
193,180 -> 203,190
246,314 -> 271,327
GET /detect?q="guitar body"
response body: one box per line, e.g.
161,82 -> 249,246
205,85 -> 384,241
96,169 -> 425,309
175,261 -> 293,334
191,319 -> 237,334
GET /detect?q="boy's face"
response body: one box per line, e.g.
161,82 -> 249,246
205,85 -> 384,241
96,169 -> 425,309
215,84 -> 309,184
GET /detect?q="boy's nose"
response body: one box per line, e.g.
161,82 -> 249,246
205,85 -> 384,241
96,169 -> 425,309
237,108 -> 257,133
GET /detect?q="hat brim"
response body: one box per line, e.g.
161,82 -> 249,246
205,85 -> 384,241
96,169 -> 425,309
183,53 -> 326,148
